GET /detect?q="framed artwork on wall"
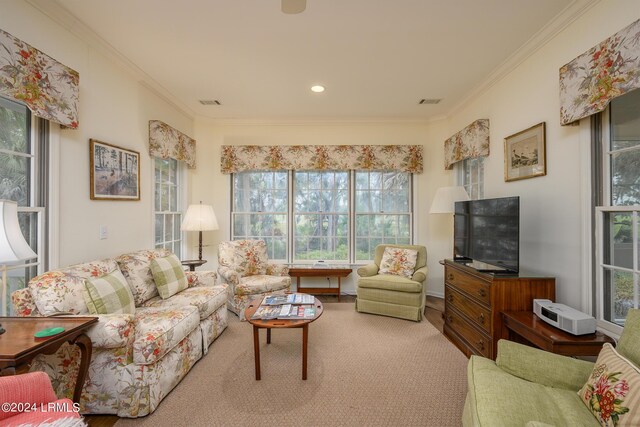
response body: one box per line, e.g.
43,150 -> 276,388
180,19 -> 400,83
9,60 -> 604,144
89,139 -> 140,200
504,122 -> 546,182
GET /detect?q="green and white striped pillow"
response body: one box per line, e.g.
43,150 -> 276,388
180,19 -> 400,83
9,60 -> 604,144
83,269 -> 136,314
150,254 -> 188,299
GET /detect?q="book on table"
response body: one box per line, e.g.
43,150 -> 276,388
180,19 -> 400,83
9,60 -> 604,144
262,293 -> 314,306
251,304 -> 316,320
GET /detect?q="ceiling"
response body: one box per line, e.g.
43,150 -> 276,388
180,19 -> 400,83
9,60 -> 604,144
50,0 -> 576,121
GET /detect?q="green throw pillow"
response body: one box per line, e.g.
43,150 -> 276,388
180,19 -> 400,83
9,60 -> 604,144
83,269 -> 135,314
150,254 -> 188,299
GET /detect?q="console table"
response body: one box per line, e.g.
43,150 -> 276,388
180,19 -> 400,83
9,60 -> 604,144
0,316 -> 98,403
288,266 -> 352,302
443,259 -> 555,360
502,310 -> 614,356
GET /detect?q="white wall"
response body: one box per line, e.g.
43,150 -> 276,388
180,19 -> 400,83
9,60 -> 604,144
443,0 -> 640,310
1,0 -> 193,267
191,119 -> 453,295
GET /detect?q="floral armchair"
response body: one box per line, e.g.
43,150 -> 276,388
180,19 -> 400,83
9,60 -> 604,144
218,239 -> 291,318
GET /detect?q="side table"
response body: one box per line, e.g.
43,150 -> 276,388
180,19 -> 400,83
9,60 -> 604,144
288,266 -> 352,301
181,259 -> 207,271
0,316 -> 98,403
502,311 -> 614,357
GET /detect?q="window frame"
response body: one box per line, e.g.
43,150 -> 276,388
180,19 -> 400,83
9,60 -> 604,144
594,98 -> 640,336
230,169 -> 413,264
152,157 -> 186,258
457,157 -> 484,200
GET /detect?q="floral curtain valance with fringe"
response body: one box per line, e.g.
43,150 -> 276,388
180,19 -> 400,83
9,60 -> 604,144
149,120 -> 196,169
220,145 -> 423,174
444,119 -> 490,170
0,29 -> 79,129
560,19 -> 640,125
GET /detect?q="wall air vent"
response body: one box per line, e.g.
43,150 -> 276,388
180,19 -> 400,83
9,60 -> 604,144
418,98 -> 442,105
199,100 -> 221,105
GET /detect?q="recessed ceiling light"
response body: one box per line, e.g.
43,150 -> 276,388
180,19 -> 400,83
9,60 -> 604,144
311,85 -> 325,93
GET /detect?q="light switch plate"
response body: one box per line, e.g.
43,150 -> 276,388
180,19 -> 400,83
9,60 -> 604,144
99,225 -> 108,240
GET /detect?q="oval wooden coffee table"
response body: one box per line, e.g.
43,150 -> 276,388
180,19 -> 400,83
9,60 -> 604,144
245,296 -> 324,380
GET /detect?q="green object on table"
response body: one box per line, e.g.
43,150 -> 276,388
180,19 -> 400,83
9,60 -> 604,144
34,327 -> 65,338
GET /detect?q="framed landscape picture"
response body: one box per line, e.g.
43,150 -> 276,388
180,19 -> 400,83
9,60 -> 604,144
504,122 -> 546,182
90,139 -> 140,200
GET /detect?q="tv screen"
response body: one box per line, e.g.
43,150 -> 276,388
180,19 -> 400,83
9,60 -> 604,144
454,196 -> 519,273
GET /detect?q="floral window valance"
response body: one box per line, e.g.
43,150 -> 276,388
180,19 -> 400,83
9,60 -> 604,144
0,29 -> 79,129
560,19 -> 640,125
149,120 -> 196,169
220,145 -> 423,174
444,119 -> 490,170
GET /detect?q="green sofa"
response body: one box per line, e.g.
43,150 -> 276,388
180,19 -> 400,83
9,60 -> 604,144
463,309 -> 640,427
356,244 -> 428,322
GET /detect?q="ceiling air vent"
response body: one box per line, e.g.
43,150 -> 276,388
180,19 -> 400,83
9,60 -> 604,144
199,100 -> 221,105
418,98 -> 442,105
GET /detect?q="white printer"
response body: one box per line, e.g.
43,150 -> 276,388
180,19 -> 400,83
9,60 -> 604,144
533,299 -> 596,335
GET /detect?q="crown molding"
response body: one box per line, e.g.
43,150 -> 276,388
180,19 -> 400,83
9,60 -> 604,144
447,0 -> 601,118
25,0 -> 196,120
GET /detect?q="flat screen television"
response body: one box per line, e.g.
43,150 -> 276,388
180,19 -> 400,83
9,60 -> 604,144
454,196 -> 519,274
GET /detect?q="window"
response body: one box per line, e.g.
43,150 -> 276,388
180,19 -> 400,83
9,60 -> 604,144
458,157 -> 484,200
232,171 -> 288,260
231,169 -> 413,263
294,171 -> 349,262
154,158 -> 184,257
355,171 -> 412,261
0,96 -> 47,315
595,89 -> 640,332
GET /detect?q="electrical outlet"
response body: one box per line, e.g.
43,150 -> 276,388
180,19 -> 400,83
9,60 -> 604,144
99,225 -> 108,240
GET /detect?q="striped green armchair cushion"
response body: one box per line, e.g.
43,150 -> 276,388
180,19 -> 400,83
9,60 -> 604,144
150,254 -> 188,299
83,269 -> 135,314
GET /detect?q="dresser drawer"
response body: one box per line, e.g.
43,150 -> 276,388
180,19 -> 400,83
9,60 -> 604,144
445,266 -> 491,306
445,285 -> 491,334
445,306 -> 492,358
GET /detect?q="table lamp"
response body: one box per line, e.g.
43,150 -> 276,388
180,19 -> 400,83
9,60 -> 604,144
0,200 -> 38,316
429,186 -> 469,259
181,202 -> 219,261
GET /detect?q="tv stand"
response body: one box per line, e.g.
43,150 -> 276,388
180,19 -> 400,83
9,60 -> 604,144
443,259 -> 555,360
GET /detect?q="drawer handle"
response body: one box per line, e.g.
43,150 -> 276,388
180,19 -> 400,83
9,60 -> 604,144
477,340 -> 485,350
446,315 -> 453,324
447,273 -> 454,281
447,294 -> 454,302
478,313 -> 485,324
478,288 -> 486,298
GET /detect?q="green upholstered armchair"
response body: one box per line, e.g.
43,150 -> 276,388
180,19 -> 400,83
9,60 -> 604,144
355,244 -> 428,322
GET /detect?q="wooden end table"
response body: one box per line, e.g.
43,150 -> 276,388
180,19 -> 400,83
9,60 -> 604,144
0,316 -> 98,403
245,296 -> 324,380
288,266 -> 352,301
502,311 -> 614,357
181,259 -> 207,271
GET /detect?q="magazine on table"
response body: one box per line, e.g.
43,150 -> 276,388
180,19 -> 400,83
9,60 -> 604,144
276,304 -> 316,319
251,305 -> 281,320
262,293 -> 315,306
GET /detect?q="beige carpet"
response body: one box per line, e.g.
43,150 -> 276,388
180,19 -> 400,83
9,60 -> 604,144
116,303 -> 468,426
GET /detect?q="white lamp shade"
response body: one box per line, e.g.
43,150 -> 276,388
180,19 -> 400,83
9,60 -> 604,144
181,204 -> 219,231
429,186 -> 470,214
0,200 -> 37,264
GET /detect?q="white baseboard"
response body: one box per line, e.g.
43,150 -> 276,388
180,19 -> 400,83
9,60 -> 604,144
427,290 -> 444,299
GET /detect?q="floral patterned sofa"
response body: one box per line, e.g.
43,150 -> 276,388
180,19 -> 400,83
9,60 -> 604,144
217,239 -> 290,318
11,249 -> 229,418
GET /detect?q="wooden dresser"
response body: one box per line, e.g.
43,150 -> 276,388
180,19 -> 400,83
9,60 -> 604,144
443,259 -> 555,360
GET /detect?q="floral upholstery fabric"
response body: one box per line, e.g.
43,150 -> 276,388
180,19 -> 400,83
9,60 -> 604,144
11,250 -> 229,418
185,270 -> 217,287
228,289 -> 288,318
142,284 -> 229,321
578,343 -> 640,426
266,263 -> 290,276
28,259 -> 119,316
218,240 -> 269,277
378,247 -> 418,278
236,275 -> 291,296
133,305 -> 200,365
116,249 -> 171,306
